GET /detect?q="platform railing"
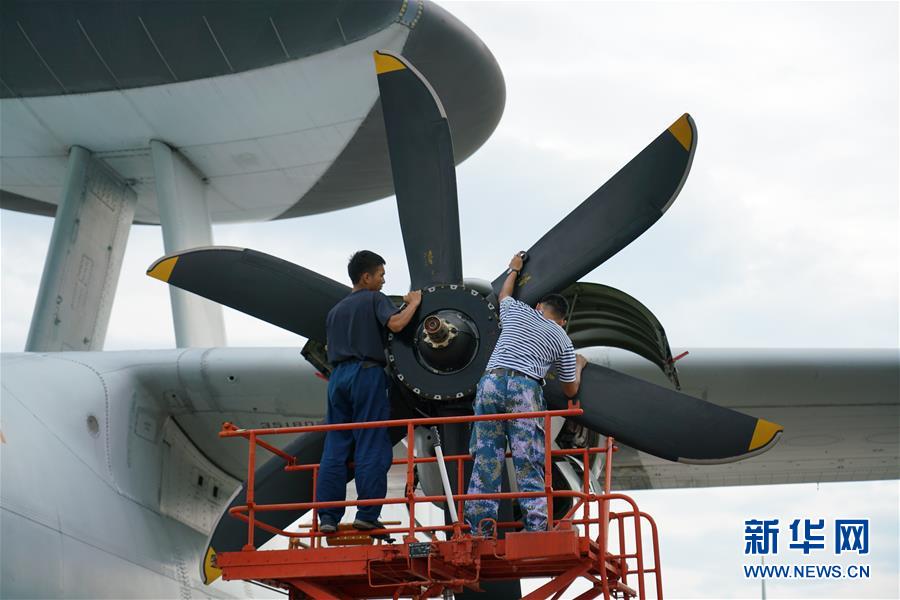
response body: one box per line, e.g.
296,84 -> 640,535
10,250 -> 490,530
219,403 -> 663,599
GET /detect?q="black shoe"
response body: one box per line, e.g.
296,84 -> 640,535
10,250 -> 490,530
319,520 -> 338,534
352,518 -> 384,531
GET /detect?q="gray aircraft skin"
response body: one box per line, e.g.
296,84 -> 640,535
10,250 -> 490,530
1,1 -> 899,598
2,348 -> 897,598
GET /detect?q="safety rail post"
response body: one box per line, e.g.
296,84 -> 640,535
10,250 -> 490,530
311,464 -> 319,549
641,511 -> 664,599
631,498 -> 646,599
582,446 -> 591,542
617,511 -> 628,590
245,432 -> 257,551
598,435 -> 614,599
456,455 -> 465,535
405,422 -> 415,543
544,412 -> 553,531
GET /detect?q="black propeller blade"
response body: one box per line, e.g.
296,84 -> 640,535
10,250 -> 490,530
375,50 -> 463,289
492,114 -> 697,305
544,363 -> 783,464
147,247 -> 349,343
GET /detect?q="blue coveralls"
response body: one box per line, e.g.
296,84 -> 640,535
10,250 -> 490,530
315,360 -> 393,523
315,289 -> 398,524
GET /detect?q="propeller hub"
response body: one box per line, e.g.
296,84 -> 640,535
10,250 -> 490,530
387,285 -> 500,401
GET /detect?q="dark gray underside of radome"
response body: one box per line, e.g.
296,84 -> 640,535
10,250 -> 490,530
0,1 -> 505,223
0,0 -> 402,98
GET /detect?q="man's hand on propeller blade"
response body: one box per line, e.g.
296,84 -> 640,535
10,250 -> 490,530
403,290 -> 423,307
509,252 -> 525,272
388,289 -> 423,333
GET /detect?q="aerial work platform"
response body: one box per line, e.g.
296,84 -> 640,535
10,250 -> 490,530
215,406 -> 663,599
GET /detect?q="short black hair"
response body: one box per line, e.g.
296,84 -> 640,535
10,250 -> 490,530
348,250 -> 385,284
539,293 -> 569,319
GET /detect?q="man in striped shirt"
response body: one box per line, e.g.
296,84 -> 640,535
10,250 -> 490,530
465,252 -> 587,535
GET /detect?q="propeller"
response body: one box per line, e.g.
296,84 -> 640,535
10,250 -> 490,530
145,50 -> 782,592
491,112 -> 696,305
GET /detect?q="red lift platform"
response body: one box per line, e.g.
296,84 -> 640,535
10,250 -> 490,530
215,405 -> 663,599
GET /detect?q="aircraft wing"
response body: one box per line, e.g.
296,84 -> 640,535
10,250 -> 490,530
5,346 -> 893,589
589,348 -> 900,489
35,346 -> 890,498
78,345 -> 893,506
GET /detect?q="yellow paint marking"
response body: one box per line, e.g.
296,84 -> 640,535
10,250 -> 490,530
147,256 -> 178,282
203,546 -> 222,584
517,274 -> 532,287
748,418 -> 783,451
374,51 -> 406,75
425,250 -> 434,266
668,113 -> 693,151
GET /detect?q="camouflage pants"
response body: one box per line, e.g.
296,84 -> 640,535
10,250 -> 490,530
464,372 -> 547,534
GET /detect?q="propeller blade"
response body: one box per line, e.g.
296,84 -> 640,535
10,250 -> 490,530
544,363 -> 782,464
493,114 -> 697,305
202,384 -> 417,584
147,247 -> 349,343
374,50 -> 463,288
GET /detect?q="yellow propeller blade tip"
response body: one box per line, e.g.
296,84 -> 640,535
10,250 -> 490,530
668,113 -> 693,151
203,546 -> 222,584
147,256 -> 178,282
374,51 -> 406,75
749,418 -> 784,451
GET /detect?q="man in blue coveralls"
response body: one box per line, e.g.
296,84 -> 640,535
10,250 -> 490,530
465,251 -> 587,535
316,250 -> 421,533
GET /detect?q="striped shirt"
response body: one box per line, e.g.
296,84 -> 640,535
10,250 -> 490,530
486,296 -> 577,382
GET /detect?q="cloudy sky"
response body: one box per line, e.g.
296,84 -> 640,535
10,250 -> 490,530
1,1 -> 897,598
